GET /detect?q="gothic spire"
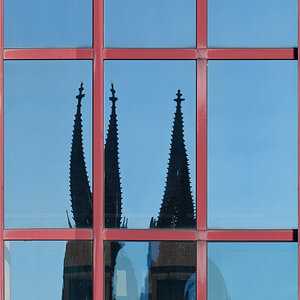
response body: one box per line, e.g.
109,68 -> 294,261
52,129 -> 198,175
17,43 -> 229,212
105,83 -> 123,228
69,83 -> 93,228
156,90 -> 195,228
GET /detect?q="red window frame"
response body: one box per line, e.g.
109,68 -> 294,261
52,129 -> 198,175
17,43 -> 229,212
0,0 -> 299,299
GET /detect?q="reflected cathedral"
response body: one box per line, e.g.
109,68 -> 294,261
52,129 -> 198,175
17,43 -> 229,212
61,83 -> 196,299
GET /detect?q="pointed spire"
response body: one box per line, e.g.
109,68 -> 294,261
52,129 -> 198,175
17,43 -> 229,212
105,83 -> 123,228
155,90 -> 195,229
69,83 -> 93,228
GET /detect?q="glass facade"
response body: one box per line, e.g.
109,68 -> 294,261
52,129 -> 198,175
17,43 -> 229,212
0,0 -> 299,299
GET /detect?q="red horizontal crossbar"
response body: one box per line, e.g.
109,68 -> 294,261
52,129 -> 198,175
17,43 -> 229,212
3,229 -> 93,240
204,48 -> 297,60
3,48 -> 94,60
102,229 -> 296,241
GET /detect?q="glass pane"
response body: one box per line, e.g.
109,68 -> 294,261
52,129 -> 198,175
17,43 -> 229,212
104,60 -> 196,229
4,241 -> 93,300
208,0 -> 298,48
208,242 -> 297,300
207,60 -> 298,229
4,0 -> 92,48
4,60 -> 93,228
104,0 -> 196,48
104,241 -> 196,300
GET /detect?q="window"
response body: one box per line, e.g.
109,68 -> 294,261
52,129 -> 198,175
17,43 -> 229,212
0,0 -> 298,299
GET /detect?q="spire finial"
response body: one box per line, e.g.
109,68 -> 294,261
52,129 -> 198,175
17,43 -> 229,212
174,89 -> 185,105
110,83 -> 118,105
76,82 -> 85,103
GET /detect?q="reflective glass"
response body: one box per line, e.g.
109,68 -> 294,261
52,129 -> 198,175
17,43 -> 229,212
4,0 -> 92,48
208,0 -> 298,48
104,241 -> 196,300
208,60 -> 298,229
208,242 -> 297,300
4,241 -> 93,300
4,60 -> 93,228
104,0 -> 196,48
104,60 -> 196,229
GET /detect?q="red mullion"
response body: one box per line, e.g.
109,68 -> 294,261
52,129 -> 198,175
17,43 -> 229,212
298,0 -> 300,297
93,0 -> 103,298
197,241 -> 207,300
197,0 -> 207,49
0,0 -> 3,298
197,59 -> 207,231
3,48 -> 93,60
103,229 -> 197,241
3,229 -> 93,240
102,48 -> 197,60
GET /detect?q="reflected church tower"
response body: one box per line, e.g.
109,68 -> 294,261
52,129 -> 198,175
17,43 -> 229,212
145,91 -> 196,300
104,84 -> 127,300
62,83 -> 93,300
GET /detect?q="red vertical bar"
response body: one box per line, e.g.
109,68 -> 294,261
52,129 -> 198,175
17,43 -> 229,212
298,1 -> 300,299
93,0 -> 104,299
197,59 -> 207,231
197,241 -> 207,300
197,0 -> 207,49
0,0 -> 4,298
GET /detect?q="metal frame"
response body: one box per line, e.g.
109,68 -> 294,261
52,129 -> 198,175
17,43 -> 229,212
0,0 -> 299,299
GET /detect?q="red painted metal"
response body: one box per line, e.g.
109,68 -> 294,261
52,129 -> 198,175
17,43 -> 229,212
3,48 -> 94,60
197,59 -> 207,231
197,0 -> 207,49
206,230 -> 296,242
93,0 -> 104,298
298,0 -> 300,300
3,229 -> 93,240
205,48 -> 296,60
103,229 -> 197,241
198,241 -> 207,300
103,48 -> 197,60
0,0 -> 4,298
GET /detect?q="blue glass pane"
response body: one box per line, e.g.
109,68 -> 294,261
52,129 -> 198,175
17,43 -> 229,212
4,0 -> 92,48
208,0 -> 298,48
104,60 -> 196,229
4,60 -> 93,228
208,242 -> 297,300
104,241 -> 196,299
208,60 -> 298,229
5,241 -> 92,300
104,0 -> 196,48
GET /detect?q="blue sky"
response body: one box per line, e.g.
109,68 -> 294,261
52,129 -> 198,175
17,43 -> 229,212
208,0 -> 298,47
208,60 -> 298,229
4,60 -> 92,228
208,242 -> 297,300
104,0 -> 195,48
4,0 -> 92,48
104,60 -> 196,228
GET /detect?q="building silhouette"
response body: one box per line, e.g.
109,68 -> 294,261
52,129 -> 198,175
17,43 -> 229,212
104,84 -> 126,300
61,83 -> 93,299
145,90 -> 196,300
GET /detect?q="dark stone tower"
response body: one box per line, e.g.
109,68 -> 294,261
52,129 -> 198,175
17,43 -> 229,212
104,84 -> 125,300
69,82 -> 93,228
104,83 -> 123,228
155,90 -> 195,229
145,91 -> 196,300
62,83 -> 93,300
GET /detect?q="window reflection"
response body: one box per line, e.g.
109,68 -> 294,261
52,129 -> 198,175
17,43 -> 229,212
105,241 -> 196,300
104,60 -> 196,229
5,241 -> 92,300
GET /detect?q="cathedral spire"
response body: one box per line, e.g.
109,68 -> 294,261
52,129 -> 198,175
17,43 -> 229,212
156,90 -> 195,228
105,83 -> 123,228
69,83 -> 93,228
